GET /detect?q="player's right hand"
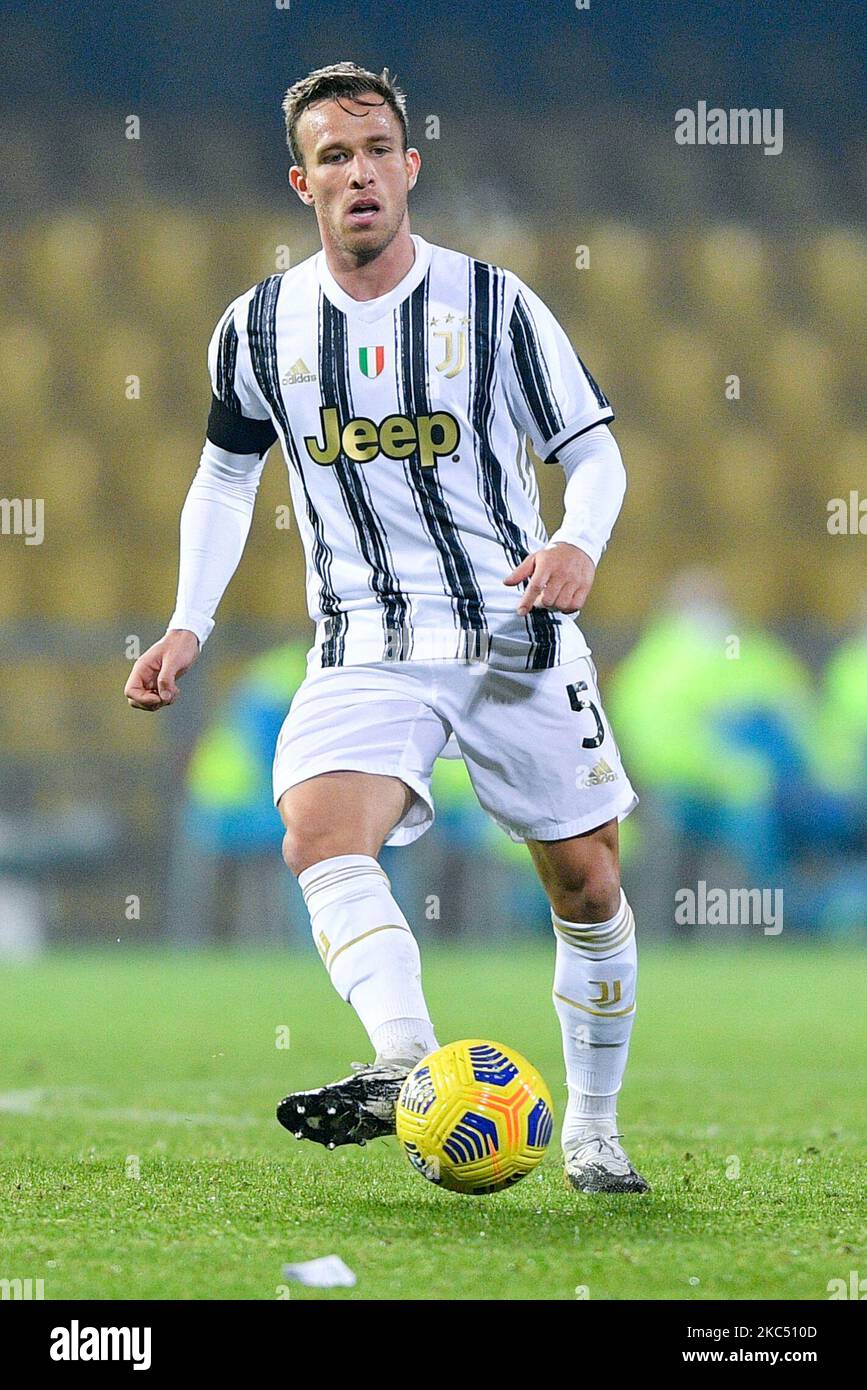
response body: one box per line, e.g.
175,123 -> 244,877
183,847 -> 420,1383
124,629 -> 200,711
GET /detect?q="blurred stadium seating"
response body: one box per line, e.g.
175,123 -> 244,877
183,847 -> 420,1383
0,205 -> 863,940
3,209 -> 863,628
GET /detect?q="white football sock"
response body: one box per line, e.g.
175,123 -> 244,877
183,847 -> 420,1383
369,1017 -> 436,1069
551,890 -> 637,1152
297,854 -> 438,1064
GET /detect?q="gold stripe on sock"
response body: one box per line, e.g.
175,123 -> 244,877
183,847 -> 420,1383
553,989 -> 636,1019
553,919 -> 634,953
326,923 -> 411,972
552,905 -> 632,935
553,920 -> 632,946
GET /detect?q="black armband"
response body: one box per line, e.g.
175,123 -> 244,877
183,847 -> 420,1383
206,393 -> 278,458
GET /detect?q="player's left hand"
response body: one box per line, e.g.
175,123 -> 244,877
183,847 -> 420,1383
503,542 -> 596,616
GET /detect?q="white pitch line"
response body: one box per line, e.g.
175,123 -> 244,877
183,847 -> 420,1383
0,1088 -> 264,1128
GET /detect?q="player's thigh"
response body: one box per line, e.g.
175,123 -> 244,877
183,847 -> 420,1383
277,770 -> 413,869
273,664 -> 450,870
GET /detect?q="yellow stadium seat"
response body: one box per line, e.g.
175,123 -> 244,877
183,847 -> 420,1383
644,323 -> 724,421
0,319 -> 52,426
820,430 -> 867,501
20,213 -> 107,322
755,325 -> 837,430
0,662 -> 70,753
121,540 -> 178,619
596,543 -> 678,625
40,544 -> 127,622
75,321 -> 165,432
683,225 -> 770,323
707,428 -> 785,528
719,540 -> 788,623
30,431 -> 102,529
602,426 -> 668,531
804,229 -> 867,335
232,215 -> 316,292
479,221 -> 545,286
0,547 -> 30,621
815,546 -> 867,624
575,221 -> 656,318
132,429 -> 201,528
129,210 -> 212,314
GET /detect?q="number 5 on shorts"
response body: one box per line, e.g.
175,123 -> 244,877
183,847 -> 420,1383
566,680 -> 604,750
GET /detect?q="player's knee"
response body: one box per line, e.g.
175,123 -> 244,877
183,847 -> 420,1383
281,823 -> 327,878
549,854 -> 621,924
281,813 -> 370,877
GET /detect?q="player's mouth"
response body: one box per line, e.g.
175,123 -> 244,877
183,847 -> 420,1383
346,197 -> 381,227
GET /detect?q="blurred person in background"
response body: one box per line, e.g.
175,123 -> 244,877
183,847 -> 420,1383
172,642 -> 307,944
608,568 -> 861,932
812,600 -> 867,933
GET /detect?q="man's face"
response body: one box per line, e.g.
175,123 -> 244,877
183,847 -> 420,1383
291,95 -> 420,261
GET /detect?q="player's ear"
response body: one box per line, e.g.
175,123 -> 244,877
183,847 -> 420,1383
405,147 -> 422,189
289,165 -> 314,205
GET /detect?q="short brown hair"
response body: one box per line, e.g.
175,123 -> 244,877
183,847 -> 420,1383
282,61 -> 409,169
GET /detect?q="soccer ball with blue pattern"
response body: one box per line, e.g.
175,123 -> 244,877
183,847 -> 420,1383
395,1039 -> 554,1194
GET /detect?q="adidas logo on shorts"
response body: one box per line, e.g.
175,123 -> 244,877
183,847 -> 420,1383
579,758 -> 618,788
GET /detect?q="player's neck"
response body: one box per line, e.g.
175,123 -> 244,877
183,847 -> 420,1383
321,224 -> 416,303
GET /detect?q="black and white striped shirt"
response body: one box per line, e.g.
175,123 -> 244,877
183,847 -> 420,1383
196,234 -> 613,671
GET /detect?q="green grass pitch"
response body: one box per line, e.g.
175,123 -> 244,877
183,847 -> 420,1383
1,946 -> 864,1301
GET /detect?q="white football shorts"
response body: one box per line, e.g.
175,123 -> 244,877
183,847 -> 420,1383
272,655 -> 637,846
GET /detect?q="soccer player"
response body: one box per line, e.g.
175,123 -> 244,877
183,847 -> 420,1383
124,62 -> 647,1194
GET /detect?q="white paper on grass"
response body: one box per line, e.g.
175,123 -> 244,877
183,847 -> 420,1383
281,1255 -> 356,1288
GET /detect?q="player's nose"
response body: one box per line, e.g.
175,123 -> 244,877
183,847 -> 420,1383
348,154 -> 377,185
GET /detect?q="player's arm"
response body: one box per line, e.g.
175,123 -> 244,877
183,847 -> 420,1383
504,423 -> 626,615
125,301 -> 277,711
500,278 -> 623,616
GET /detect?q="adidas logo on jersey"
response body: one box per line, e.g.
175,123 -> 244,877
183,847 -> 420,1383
282,357 -> 317,385
304,405 -> 461,469
580,758 -> 618,788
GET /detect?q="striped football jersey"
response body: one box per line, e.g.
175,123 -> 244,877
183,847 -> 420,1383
205,233 -> 613,671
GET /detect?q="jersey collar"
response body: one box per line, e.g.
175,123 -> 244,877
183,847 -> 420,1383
316,233 -> 432,323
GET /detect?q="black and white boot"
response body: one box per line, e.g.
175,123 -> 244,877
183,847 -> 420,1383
277,1062 -> 410,1149
564,1132 -> 650,1193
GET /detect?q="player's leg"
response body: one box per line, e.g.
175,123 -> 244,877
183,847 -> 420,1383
271,666 -> 450,1147
526,818 -> 648,1193
279,770 -> 438,1069
447,653 -> 647,1192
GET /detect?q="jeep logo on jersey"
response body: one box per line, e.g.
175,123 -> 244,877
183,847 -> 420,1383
304,406 -> 460,469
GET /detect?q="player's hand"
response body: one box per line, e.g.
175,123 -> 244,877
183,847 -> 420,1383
124,630 -> 200,711
502,543 -> 596,617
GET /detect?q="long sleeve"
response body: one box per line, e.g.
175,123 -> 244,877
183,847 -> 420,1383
166,292 -> 278,644
546,423 -> 626,567
166,438 -> 267,645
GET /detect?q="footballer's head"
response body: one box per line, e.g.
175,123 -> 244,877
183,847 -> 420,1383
283,62 -> 421,264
